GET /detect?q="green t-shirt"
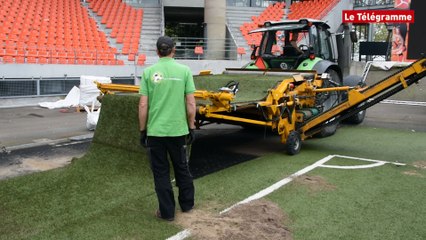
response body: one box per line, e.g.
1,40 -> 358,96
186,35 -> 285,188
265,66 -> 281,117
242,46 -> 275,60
140,57 -> 196,137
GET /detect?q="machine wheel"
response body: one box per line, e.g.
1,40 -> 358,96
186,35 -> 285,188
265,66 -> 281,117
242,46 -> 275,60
315,68 -> 342,138
286,131 -> 301,155
316,121 -> 338,138
345,110 -> 366,124
342,75 -> 366,125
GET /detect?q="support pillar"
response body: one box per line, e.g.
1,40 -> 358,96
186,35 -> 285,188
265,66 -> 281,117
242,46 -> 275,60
342,23 -> 352,76
204,0 -> 226,59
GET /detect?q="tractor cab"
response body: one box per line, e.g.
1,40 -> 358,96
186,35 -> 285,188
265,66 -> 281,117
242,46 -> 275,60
247,19 -> 337,72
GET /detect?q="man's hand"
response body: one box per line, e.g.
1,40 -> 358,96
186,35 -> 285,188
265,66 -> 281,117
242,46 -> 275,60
140,130 -> 147,147
186,129 -> 195,145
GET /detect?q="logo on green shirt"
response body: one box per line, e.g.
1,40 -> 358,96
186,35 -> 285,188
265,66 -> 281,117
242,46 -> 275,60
152,72 -> 164,83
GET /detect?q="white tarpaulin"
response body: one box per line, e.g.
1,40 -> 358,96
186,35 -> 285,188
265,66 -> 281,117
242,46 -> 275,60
38,86 -> 80,109
38,75 -> 111,110
79,75 -> 111,106
371,61 -> 411,70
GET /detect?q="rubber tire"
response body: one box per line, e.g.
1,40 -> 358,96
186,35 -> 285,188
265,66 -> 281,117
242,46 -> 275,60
286,131 -> 301,155
342,75 -> 366,125
317,122 -> 338,138
315,69 -> 342,138
345,110 -> 366,124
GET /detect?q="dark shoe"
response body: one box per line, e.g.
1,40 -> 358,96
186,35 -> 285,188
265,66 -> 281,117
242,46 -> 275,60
155,210 -> 174,221
182,206 -> 194,213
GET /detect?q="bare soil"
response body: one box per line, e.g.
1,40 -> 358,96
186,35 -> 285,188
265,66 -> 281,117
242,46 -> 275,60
294,175 -> 336,193
402,170 -> 424,178
175,199 -> 292,240
0,155 -> 78,180
402,161 -> 426,178
412,161 -> 426,169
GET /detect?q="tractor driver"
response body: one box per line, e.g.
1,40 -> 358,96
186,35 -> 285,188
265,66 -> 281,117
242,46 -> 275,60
139,36 -> 196,221
284,31 -> 303,56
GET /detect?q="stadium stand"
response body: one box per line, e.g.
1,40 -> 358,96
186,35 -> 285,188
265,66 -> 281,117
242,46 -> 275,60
287,0 -> 340,20
238,0 -> 341,49
239,2 -> 285,47
89,0 -> 143,62
0,0 -> 145,65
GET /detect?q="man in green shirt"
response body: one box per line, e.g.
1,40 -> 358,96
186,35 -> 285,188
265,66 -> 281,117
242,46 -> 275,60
139,36 -> 196,221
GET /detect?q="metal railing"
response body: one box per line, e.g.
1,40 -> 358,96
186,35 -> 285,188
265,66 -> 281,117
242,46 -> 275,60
122,0 -> 160,7
227,0 -> 283,7
0,44 -> 246,65
353,0 -> 394,8
0,77 -> 136,98
172,37 -> 238,60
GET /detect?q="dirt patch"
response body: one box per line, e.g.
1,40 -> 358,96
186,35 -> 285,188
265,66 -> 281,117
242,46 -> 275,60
402,161 -> 426,178
175,199 -> 292,240
294,175 -> 336,193
402,170 -> 424,178
0,155 -> 78,180
412,161 -> 426,169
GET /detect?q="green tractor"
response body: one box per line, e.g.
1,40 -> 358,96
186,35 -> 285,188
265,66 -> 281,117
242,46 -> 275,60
246,19 -> 342,81
244,18 -> 365,136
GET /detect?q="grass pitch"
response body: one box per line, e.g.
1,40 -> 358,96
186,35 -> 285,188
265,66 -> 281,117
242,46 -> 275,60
0,95 -> 425,239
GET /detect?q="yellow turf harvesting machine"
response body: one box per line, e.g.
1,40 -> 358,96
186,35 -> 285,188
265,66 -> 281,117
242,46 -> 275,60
97,57 -> 426,155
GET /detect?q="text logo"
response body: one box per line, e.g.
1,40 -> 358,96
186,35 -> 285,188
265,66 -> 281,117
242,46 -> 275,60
342,10 -> 414,23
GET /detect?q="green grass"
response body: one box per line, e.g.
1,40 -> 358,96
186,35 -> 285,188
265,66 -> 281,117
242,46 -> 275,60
0,144 -> 182,240
194,74 -> 286,102
0,95 -> 425,239
268,163 -> 426,240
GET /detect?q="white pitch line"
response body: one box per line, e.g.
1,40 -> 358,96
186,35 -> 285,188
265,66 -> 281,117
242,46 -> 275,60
166,229 -> 191,240
319,155 -> 405,169
220,155 -> 335,214
380,99 -> 426,107
332,154 -> 406,166
166,154 -> 405,240
167,155 -> 335,240
320,162 -> 386,169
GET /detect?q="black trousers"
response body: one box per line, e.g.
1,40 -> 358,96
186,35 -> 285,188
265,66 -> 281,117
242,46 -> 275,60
146,135 -> 194,219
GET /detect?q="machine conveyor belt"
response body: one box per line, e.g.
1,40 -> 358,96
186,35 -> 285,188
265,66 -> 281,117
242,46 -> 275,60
302,57 -> 426,137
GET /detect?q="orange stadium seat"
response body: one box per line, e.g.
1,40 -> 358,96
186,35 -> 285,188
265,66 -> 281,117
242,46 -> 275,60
2,56 -> 15,64
128,53 -> 136,61
26,56 -> 37,64
137,54 -> 146,66
237,47 -> 246,55
38,57 -> 49,64
15,56 -> 25,63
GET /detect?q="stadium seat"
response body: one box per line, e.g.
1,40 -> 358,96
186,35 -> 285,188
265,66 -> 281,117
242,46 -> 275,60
128,53 -> 135,61
26,56 -> 37,64
237,47 -> 246,55
137,54 -> 146,65
15,56 -> 25,63
38,57 -> 49,64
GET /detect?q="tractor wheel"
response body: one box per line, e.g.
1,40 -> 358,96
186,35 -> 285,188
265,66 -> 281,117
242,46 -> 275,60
286,131 -> 301,155
315,68 -> 342,138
